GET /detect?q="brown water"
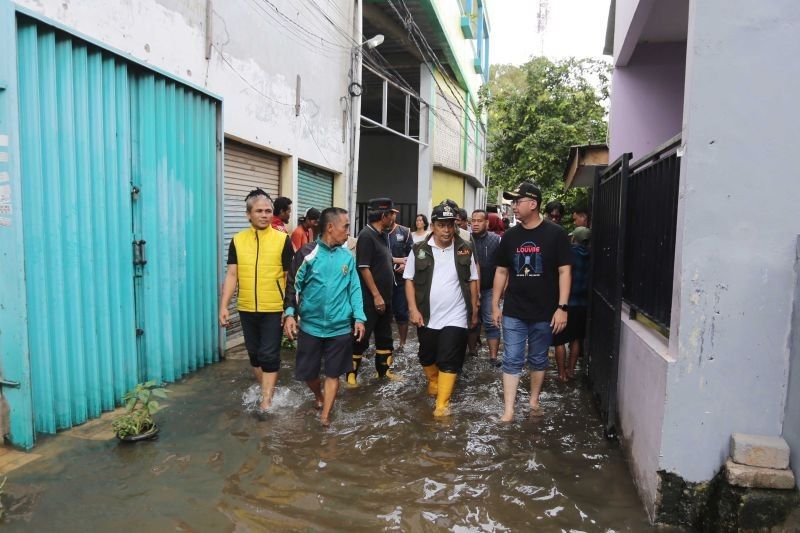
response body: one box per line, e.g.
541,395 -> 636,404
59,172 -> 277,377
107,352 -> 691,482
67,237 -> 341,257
2,333 -> 659,531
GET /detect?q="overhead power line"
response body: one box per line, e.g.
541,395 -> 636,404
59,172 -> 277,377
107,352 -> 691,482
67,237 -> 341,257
385,0 -> 484,147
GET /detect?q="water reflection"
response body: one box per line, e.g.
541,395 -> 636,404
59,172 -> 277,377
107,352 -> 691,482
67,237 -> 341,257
3,333 -> 657,531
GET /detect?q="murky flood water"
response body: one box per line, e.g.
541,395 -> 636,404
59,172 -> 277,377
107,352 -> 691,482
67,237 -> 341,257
3,332 -> 659,531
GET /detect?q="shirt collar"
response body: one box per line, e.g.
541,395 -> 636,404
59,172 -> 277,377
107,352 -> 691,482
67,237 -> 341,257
427,236 -> 454,251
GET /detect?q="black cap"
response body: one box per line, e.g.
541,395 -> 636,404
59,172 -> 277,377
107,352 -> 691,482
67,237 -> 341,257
368,197 -> 399,213
441,198 -> 460,209
431,203 -> 457,222
503,182 -> 542,202
305,207 -> 321,221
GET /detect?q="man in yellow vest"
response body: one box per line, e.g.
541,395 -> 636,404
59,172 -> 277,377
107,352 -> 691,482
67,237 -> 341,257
219,189 -> 294,414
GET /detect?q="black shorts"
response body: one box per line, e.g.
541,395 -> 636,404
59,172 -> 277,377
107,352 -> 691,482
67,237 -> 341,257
417,326 -> 468,373
552,305 -> 588,346
353,305 -> 394,355
239,311 -> 282,372
294,330 -> 353,381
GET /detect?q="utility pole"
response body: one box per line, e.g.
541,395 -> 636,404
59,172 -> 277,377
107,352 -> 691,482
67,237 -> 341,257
537,0 -> 549,56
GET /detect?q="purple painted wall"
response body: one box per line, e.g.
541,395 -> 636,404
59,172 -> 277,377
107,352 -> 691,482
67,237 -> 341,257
609,42 -> 686,161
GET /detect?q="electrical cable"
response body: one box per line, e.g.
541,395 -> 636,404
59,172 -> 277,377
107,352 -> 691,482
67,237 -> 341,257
302,113 -> 331,166
241,0 -> 349,58
385,0 -> 485,147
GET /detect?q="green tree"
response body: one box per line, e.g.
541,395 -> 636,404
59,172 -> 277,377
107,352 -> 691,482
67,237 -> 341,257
480,57 -> 610,212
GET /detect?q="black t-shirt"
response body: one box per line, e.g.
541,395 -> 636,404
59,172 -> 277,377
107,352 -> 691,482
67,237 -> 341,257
495,219 -> 572,322
227,234 -> 294,270
356,224 -> 395,307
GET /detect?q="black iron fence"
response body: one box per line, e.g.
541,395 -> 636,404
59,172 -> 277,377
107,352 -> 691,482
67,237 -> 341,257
587,153 -> 630,435
355,202 -> 418,233
586,137 -> 681,433
623,137 -> 681,331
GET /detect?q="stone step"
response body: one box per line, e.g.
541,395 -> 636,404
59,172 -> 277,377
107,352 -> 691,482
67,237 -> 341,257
725,458 -> 796,490
730,433 -> 790,469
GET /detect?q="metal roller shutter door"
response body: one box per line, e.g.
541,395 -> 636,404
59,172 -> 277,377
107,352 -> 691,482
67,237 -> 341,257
298,163 -> 334,218
223,140 -> 280,344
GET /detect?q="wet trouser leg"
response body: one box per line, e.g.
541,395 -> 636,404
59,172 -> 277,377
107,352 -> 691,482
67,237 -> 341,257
434,327 -> 467,416
372,307 -> 396,379
348,307 -> 377,386
418,326 -> 467,415
240,311 -> 282,408
417,327 -> 439,396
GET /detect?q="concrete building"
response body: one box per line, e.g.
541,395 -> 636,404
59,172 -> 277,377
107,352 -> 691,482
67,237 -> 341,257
601,0 -> 800,524
354,0 -> 489,228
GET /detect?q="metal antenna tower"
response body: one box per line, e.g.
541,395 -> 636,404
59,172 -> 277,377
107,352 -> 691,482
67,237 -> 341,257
537,0 -> 550,56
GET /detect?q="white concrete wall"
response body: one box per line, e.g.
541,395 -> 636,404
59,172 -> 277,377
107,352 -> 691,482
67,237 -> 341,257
463,182 -> 475,214
17,0 -> 353,186
617,307 -> 670,520
663,0 -> 800,483
430,0 -> 484,102
783,237 -> 800,488
426,1 -> 486,211
612,0 -> 652,65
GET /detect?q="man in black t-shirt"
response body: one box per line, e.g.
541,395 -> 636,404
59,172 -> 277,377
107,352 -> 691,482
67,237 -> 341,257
348,198 -> 401,386
492,182 -> 572,422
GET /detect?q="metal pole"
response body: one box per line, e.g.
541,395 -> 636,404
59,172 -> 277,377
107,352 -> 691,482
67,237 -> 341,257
348,0 -> 363,230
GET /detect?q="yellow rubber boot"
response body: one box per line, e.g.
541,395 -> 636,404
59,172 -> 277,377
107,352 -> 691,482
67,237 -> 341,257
345,355 -> 362,388
384,355 -> 404,382
375,351 -> 404,381
434,371 -> 457,417
422,365 -> 439,397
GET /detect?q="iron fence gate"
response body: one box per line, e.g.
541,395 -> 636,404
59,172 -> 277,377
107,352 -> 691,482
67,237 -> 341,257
624,139 -> 681,331
586,153 -> 630,435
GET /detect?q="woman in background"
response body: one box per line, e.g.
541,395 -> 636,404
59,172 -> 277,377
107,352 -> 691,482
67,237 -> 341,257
411,213 -> 429,243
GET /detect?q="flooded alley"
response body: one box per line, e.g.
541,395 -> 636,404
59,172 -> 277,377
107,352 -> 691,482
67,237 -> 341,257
1,333 -> 657,532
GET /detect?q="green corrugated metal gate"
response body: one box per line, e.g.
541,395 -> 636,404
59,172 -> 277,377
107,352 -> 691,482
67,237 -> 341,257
297,162 -> 334,218
0,10 -> 222,448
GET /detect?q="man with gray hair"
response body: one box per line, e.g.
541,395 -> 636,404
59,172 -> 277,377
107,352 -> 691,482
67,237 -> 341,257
219,189 -> 294,414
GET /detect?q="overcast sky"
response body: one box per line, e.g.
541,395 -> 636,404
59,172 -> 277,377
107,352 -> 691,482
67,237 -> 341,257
489,0 -> 612,64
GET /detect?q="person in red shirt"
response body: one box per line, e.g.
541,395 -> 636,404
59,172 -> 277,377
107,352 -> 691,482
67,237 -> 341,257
272,196 -> 292,233
290,208 -> 321,251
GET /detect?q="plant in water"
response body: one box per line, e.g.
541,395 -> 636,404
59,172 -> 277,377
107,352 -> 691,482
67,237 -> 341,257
112,381 -> 169,439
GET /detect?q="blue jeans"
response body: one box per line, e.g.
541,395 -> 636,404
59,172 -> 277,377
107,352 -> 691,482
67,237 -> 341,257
502,316 -> 552,375
479,289 -> 501,340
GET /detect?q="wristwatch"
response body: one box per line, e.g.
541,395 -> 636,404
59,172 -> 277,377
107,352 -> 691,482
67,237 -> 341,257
557,304 -> 569,312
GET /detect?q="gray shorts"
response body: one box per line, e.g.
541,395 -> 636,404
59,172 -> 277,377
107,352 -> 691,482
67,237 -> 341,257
294,330 -> 353,381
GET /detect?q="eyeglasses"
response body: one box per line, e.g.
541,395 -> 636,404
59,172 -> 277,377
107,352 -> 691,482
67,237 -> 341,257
511,198 -> 534,206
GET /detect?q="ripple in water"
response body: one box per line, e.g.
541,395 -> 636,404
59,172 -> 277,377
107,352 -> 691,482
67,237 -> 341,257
240,384 -> 304,413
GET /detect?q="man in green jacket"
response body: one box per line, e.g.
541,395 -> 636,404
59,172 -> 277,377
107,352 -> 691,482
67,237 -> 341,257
284,207 -> 366,425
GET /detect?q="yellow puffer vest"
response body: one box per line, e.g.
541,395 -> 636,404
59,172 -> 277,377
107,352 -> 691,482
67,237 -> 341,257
234,226 -> 287,313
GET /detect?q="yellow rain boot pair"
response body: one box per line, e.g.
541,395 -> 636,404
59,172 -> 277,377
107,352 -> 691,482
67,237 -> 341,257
345,355 -> 362,388
434,371 -> 457,417
422,364 -> 439,397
